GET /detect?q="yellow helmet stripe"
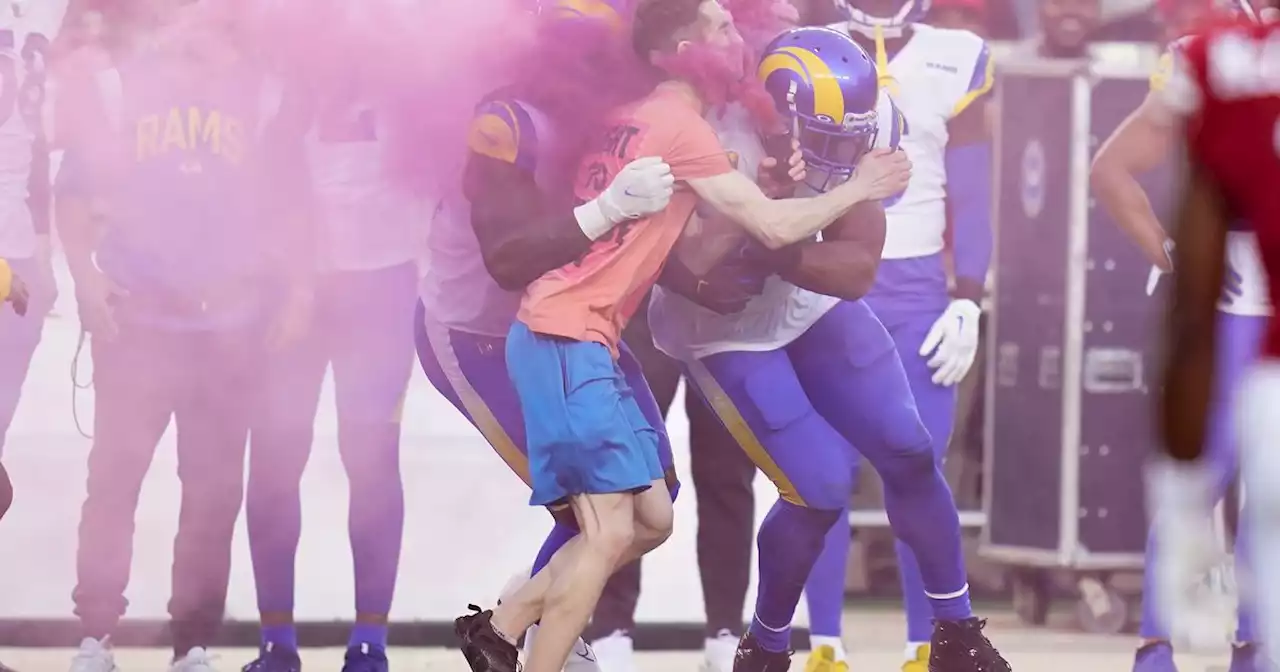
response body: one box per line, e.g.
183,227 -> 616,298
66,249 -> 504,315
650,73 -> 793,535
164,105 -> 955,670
552,0 -> 622,30
757,46 -> 845,121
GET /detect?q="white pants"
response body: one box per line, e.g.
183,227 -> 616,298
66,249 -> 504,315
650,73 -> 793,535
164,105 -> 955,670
1238,359 -> 1280,660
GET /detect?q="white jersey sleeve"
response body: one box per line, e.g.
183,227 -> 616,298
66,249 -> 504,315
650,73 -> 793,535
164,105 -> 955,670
855,23 -> 992,260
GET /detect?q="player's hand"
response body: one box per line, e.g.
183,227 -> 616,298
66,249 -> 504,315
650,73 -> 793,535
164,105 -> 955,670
919,298 -> 981,386
266,286 -> 314,351
849,149 -> 911,202
597,156 -> 675,222
757,138 -> 805,198
1145,459 -> 1235,651
74,268 -> 127,340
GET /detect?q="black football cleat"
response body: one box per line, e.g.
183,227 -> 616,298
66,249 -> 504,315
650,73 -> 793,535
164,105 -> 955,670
732,631 -> 792,672
928,618 -> 1012,672
455,604 -> 520,672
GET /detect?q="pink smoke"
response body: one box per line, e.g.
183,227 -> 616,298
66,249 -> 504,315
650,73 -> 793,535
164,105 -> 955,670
496,17 -> 659,191
251,0 -> 543,193
723,0 -> 801,52
652,38 -> 782,133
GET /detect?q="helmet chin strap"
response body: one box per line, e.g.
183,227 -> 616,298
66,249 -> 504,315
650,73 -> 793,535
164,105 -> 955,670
872,26 -> 899,93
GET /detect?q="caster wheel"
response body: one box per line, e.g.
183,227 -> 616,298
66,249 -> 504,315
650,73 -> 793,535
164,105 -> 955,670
1011,570 -> 1051,626
1075,576 -> 1128,634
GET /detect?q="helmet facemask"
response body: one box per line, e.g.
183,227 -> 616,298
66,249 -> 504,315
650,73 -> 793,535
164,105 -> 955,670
778,80 -> 878,192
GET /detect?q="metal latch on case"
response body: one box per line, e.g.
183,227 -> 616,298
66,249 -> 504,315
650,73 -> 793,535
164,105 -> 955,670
1082,348 -> 1144,393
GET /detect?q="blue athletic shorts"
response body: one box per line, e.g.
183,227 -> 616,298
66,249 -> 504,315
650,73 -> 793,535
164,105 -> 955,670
505,320 -> 666,506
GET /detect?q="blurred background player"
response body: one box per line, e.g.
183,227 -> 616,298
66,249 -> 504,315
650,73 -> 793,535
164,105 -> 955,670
0,256 -> 30,540
1145,11 -> 1280,671
419,1 -> 675,671
0,0 -> 63,471
1012,0 -> 1101,57
1089,1 -> 1266,669
240,3 -> 423,671
927,0 -> 990,34
800,0 -> 996,670
56,3 -> 284,671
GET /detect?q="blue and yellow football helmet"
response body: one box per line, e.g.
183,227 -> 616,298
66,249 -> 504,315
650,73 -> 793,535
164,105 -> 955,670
758,26 -> 882,193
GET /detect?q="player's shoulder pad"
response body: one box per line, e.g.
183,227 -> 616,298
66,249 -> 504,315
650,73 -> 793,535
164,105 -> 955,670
467,94 -> 540,173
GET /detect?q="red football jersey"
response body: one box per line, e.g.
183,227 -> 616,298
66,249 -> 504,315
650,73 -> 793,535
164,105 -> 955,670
1163,18 -> 1280,356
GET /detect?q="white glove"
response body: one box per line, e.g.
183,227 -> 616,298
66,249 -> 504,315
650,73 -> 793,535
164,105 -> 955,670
1145,459 -> 1235,652
574,156 -> 675,240
918,299 -> 981,386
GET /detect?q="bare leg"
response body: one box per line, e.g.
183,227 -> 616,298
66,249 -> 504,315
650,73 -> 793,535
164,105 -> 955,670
522,492 -> 635,672
492,481 -> 673,637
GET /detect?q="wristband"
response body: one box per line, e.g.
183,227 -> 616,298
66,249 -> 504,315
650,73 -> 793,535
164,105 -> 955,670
573,199 -> 614,241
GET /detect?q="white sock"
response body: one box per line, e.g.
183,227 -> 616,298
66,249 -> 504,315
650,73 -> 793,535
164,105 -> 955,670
905,641 -> 929,661
809,635 -> 846,661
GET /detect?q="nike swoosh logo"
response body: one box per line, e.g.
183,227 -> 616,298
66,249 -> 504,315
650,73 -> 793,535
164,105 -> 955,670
624,187 -> 644,198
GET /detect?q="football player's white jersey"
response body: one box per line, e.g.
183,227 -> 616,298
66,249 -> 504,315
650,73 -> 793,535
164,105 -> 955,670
420,96 -> 557,337
1150,39 -> 1271,317
0,0 -> 66,259
830,22 -> 992,261
649,97 -> 901,361
648,104 -> 840,361
304,100 -> 427,272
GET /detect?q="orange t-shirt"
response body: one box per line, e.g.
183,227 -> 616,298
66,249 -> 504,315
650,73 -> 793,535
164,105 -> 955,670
518,87 -> 734,355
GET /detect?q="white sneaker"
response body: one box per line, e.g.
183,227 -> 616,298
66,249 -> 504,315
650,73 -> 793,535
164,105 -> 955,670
168,647 -> 217,672
523,625 -> 601,672
701,629 -> 738,672
565,637 -> 602,672
69,637 -> 118,672
589,630 -> 636,672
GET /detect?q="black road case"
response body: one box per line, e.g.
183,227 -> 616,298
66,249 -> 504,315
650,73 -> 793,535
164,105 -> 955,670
981,58 -> 1176,633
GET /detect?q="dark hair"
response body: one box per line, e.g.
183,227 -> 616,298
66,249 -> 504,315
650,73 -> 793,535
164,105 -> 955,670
631,0 -> 708,62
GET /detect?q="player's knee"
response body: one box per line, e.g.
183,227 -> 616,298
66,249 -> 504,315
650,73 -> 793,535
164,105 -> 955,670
877,440 -> 939,488
583,518 -> 636,562
797,466 -> 855,511
634,497 -> 674,554
578,500 -> 637,560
